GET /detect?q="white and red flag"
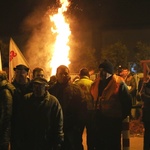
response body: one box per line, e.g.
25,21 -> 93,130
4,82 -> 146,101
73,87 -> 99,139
9,38 -> 29,82
0,51 -> 2,71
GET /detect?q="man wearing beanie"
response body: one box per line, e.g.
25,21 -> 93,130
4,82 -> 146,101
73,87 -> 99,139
91,60 -> 132,150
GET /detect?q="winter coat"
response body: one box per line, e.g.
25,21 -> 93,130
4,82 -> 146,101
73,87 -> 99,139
20,91 -> 64,150
11,79 -> 31,150
141,81 -> 150,122
49,82 -> 87,130
0,80 -> 15,150
12,79 -> 31,96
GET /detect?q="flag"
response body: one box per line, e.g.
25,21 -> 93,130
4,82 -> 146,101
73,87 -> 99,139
0,51 -> 2,70
9,38 -> 29,82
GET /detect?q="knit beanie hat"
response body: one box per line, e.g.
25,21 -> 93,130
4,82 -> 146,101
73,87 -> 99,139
99,60 -> 114,74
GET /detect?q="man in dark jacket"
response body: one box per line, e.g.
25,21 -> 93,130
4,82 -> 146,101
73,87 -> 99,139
11,64 -> 31,150
141,74 -> 150,150
21,77 -> 64,150
49,65 -> 86,150
91,60 -> 132,150
0,71 -> 16,150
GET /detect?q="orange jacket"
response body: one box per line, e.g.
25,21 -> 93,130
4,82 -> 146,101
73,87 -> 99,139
91,74 -> 131,118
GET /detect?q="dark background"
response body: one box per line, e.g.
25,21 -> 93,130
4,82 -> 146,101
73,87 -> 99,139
1,0 -> 150,35
1,0 -> 150,67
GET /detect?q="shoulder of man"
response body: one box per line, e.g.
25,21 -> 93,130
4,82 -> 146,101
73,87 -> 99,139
1,81 -> 16,95
65,83 -> 83,96
46,91 -> 60,102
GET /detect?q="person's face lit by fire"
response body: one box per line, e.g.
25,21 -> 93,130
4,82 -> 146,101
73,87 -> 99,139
33,82 -> 46,97
14,69 -> 28,84
56,67 -> 70,84
33,70 -> 44,79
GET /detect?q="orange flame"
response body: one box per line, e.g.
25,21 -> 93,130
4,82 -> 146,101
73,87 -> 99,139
50,0 -> 71,76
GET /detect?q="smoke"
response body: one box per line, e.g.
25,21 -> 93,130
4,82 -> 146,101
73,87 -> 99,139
21,3 -> 57,80
20,0 -> 98,80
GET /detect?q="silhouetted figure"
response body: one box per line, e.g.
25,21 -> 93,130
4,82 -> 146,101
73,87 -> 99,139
91,60 -> 132,150
0,71 -> 15,150
48,75 -> 57,88
74,68 -> 95,150
21,77 -> 64,150
49,65 -> 86,150
141,74 -> 150,150
120,68 -> 137,119
11,64 -> 31,150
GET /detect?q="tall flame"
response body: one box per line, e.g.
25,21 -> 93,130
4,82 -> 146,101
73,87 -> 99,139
50,0 -> 71,76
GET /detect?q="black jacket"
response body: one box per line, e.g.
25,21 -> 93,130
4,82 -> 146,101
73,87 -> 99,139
11,79 -> 31,150
141,81 -> 150,122
21,91 -> 64,150
49,82 -> 87,130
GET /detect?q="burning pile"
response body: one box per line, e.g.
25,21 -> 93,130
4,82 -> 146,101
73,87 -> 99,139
49,0 -> 71,76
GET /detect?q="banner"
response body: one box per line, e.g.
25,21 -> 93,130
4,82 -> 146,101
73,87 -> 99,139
0,51 -> 2,70
9,38 -> 29,82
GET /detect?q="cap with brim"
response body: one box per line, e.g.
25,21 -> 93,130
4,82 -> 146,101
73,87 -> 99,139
33,77 -> 48,84
13,64 -> 29,72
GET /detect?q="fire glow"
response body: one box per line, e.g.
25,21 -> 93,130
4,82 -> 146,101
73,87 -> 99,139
50,0 -> 71,76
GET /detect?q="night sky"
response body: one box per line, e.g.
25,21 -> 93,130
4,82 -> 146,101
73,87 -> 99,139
0,0 -> 48,36
0,0 -> 150,49
1,0 -> 150,35
1,0 -> 150,73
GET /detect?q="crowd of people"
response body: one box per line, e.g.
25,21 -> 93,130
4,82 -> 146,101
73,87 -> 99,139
0,60 -> 149,150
